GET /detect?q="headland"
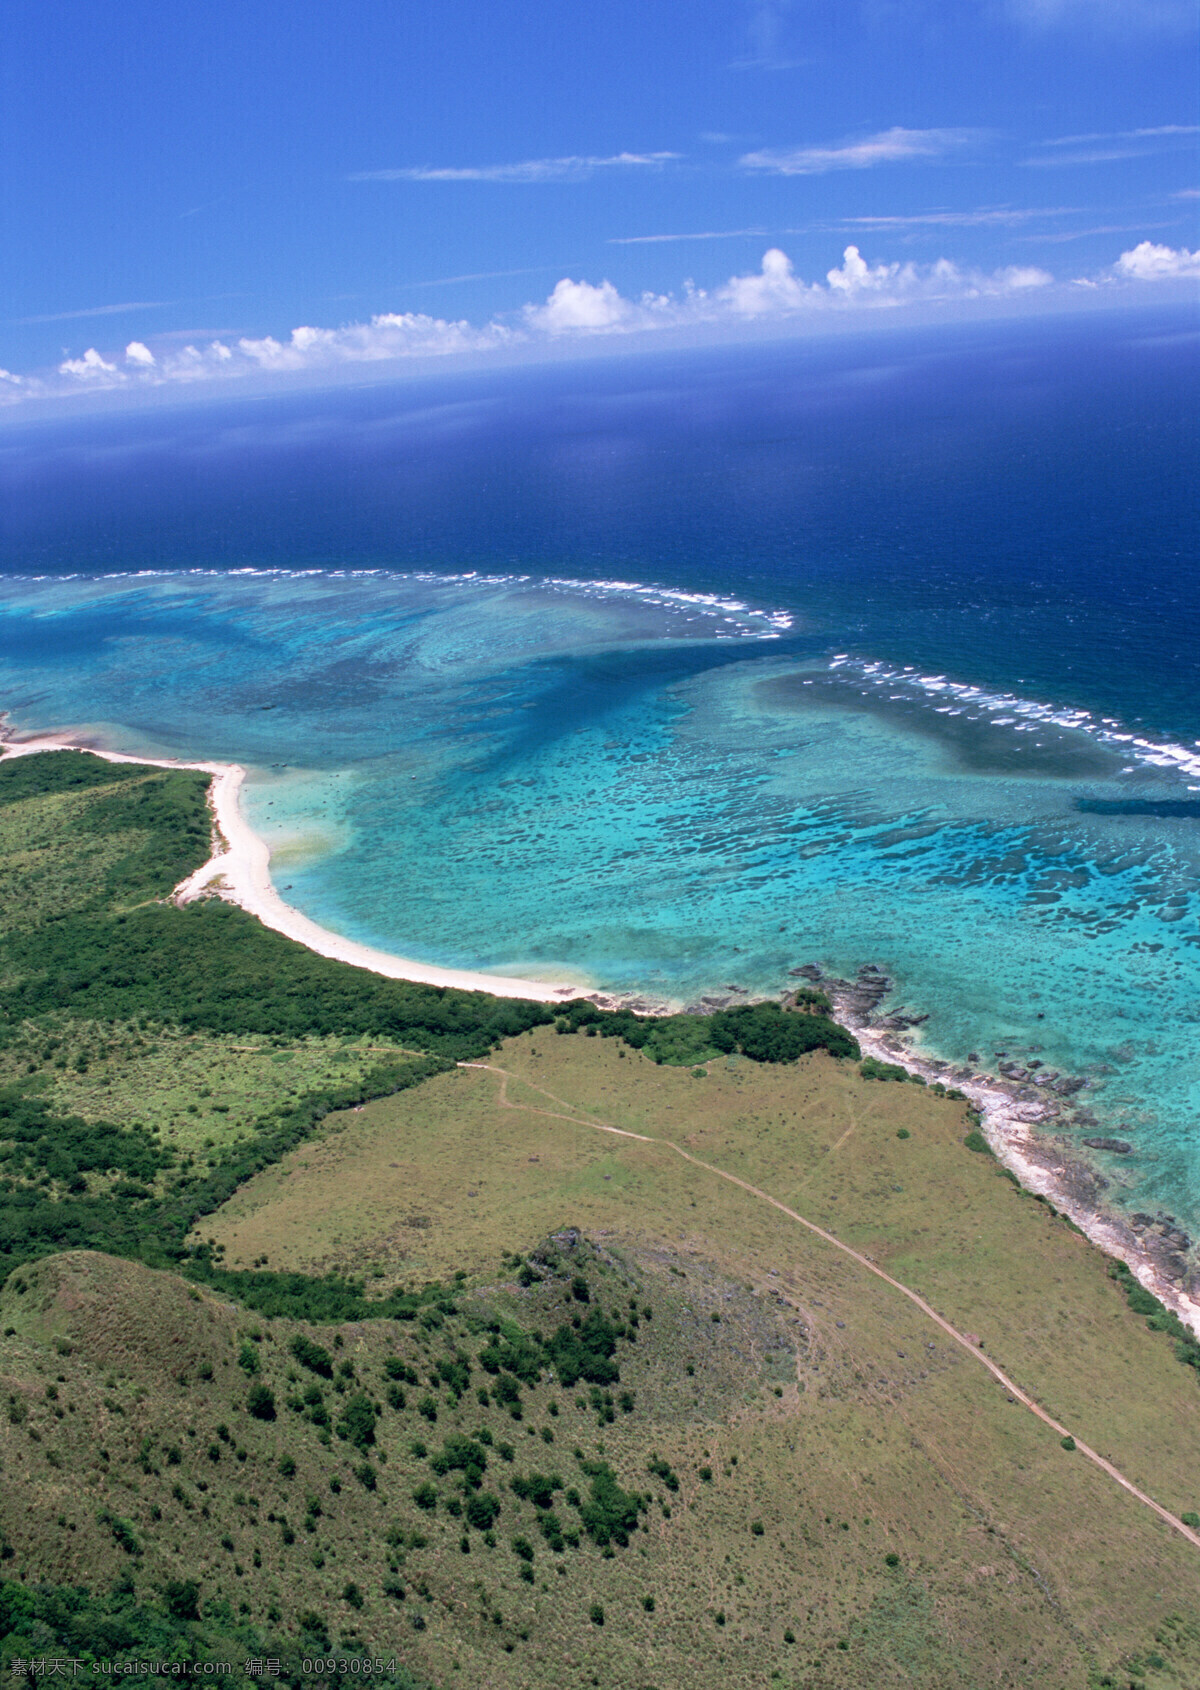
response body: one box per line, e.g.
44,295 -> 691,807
3,723 -> 1198,1341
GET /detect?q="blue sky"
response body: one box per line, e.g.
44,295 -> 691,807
1,0 -> 1196,401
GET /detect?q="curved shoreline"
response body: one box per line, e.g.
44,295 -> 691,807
5,728 -> 1199,1338
0,733 -> 584,1004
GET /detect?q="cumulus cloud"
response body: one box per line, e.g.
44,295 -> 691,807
58,348 -> 119,379
523,278 -> 633,332
719,247 -> 818,314
25,235 -> 1190,405
741,127 -> 976,175
1113,240 -> 1200,279
350,152 -> 680,184
824,246 -> 1052,299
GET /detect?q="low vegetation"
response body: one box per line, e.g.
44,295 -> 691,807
1,751 -> 1199,1687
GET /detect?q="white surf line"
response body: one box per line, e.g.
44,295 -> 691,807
460,1060 -> 1200,1554
0,733 -> 581,1004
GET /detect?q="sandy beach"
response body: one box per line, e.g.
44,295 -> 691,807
0,732 -> 583,1005
6,727 -> 1198,1339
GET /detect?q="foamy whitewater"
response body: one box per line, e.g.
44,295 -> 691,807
0,309 -> 1197,1306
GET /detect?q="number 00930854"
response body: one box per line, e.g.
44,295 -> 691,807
301,1661 -> 398,1675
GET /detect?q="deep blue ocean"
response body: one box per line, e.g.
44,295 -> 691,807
1,305 -> 1197,1229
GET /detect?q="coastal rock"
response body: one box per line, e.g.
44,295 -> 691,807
790,964 -> 824,980
1082,1137 -> 1132,1154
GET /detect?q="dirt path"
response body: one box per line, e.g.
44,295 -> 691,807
460,1060 -> 1200,1554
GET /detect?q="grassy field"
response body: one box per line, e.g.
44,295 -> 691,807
0,1017 -> 422,1158
3,749 -> 1200,1686
187,1033 -> 1200,1686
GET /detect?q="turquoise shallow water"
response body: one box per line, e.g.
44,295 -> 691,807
1,566 -> 1199,1235
0,313 -> 1196,1235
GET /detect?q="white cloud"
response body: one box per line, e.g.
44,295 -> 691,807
741,127 -> 976,176
523,278 -> 633,332
16,236 -> 1193,404
823,246 -> 1051,300
350,152 -> 680,184
609,228 -> 768,245
719,248 -> 818,315
1038,124 -> 1199,147
839,206 -> 1079,229
59,348 -> 120,379
17,300 -> 168,326
1113,240 -> 1200,279
233,312 -> 512,368
1023,122 -> 1200,167
1006,0 -> 1198,31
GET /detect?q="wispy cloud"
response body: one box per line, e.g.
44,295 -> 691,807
1015,220 -> 1180,242
732,0 -> 809,69
1007,0 -> 1199,33
6,236 -> 1186,407
403,267 -> 557,288
740,127 -> 978,176
13,300 -> 168,325
1023,124 -> 1200,166
837,205 -> 1080,229
349,152 -> 680,184
608,229 -> 769,245
1039,124 -> 1200,147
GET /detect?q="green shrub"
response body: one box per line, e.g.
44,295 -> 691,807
1060,1436 -> 1076,1451
97,1508 -> 141,1556
466,1492 -> 502,1531
246,1383 -> 276,1421
589,1602 -> 605,1626
291,1335 -> 334,1377
577,1461 -> 643,1548
162,1579 -> 200,1621
511,1471 -> 563,1509
647,1455 -> 679,1492
337,1393 -> 378,1450
963,1130 -> 992,1155
860,1057 -> 909,1083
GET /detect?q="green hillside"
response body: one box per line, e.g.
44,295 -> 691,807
0,750 -> 1198,1687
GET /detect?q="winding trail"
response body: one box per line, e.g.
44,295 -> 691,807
459,1060 -> 1200,1554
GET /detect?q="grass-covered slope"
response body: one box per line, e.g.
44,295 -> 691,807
0,750 -> 855,1290
3,750 -> 1200,1686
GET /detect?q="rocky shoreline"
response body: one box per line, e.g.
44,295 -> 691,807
582,963 -> 1200,1341
806,961 -> 1200,1342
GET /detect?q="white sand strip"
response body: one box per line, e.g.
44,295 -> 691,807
0,734 -> 582,1004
